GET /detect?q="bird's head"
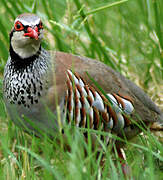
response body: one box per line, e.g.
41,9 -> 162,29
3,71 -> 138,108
10,13 -> 44,59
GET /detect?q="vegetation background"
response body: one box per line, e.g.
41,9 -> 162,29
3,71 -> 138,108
0,0 -> 162,179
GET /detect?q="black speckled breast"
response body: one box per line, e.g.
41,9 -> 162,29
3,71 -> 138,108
3,48 -> 50,108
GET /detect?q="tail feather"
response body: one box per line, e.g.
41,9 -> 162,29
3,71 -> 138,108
158,113 -> 163,127
150,113 -> 163,130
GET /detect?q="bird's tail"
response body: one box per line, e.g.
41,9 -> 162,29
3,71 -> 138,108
150,113 -> 163,130
158,113 -> 163,126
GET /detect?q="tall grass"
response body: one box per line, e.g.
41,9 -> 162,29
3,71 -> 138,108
0,0 -> 163,179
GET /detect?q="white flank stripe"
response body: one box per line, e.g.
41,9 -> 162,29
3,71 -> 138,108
76,88 -> 80,98
113,113 -> 125,132
88,89 -> 94,101
79,78 -> 85,87
67,70 -> 79,85
107,118 -> 113,129
81,86 -> 87,97
76,111 -> 81,127
84,98 -> 91,112
70,93 -> 74,121
92,92 -> 105,111
107,94 -> 122,113
122,98 -> 134,114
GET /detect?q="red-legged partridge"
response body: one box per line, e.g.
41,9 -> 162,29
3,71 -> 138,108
3,13 -> 163,142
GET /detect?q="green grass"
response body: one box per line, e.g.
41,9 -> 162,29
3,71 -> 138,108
0,0 -> 163,179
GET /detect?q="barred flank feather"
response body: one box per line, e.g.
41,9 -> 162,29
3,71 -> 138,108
64,70 -> 134,134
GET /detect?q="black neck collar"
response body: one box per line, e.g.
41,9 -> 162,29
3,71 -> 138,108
9,29 -> 41,70
9,43 -> 41,70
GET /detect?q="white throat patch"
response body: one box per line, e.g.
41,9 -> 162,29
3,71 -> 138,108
11,31 -> 42,58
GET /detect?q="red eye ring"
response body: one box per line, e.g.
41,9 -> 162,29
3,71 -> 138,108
15,21 -> 24,31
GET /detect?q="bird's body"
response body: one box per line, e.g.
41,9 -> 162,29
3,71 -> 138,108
3,13 -> 163,140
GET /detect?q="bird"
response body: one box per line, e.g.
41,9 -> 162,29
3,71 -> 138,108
3,13 -> 163,145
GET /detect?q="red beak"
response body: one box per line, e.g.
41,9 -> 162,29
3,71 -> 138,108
24,26 -> 39,40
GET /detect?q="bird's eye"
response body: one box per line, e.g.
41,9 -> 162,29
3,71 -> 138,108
39,21 -> 43,29
14,21 -> 24,31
